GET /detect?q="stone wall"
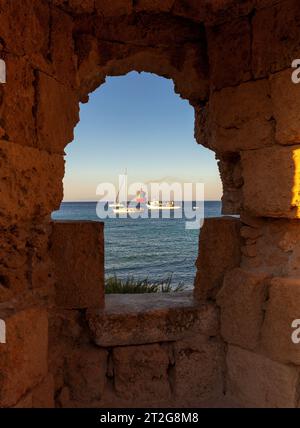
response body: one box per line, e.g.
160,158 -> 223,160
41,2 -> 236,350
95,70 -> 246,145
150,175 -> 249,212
1,0 -> 300,408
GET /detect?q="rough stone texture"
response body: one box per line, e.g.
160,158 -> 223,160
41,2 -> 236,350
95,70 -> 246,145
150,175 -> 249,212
87,292 -> 218,347
261,277 -> 300,365
270,68 -> 300,145
207,79 -> 274,152
65,346 -> 108,404
50,221 -> 104,309
36,72 -> 79,154
0,55 -> 36,145
194,217 -> 241,301
217,268 -> 269,350
226,346 -> 300,408
241,145 -> 300,218
0,140 -> 64,225
32,374 -> 55,408
218,153 -> 243,214
13,391 -> 33,408
0,308 -> 48,407
112,344 -> 171,404
252,0 -> 300,78
174,335 -> 224,405
207,17 -> 251,89
2,0 -> 300,409
241,218 -> 300,276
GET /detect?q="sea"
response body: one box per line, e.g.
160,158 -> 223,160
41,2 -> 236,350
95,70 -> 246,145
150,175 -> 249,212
51,201 -> 222,289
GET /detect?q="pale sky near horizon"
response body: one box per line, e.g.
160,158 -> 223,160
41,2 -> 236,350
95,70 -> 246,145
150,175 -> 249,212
63,71 -> 222,201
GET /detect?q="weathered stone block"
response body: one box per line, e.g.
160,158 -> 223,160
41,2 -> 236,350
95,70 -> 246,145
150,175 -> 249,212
36,72 -> 79,154
0,0 -> 49,60
218,154 -> 243,214
0,308 -> 48,407
241,145 -> 300,218
112,344 -> 171,403
53,0 -> 95,14
13,392 -> 33,408
66,346 -> 108,403
174,335 -> 224,405
252,0 -> 300,78
207,17 -> 251,89
50,221 -> 104,309
261,277 -> 300,365
208,79 -> 273,152
241,218 -> 300,276
194,217 -> 241,301
95,0 -> 133,16
135,0 -> 174,12
270,69 -> 300,145
0,140 -> 64,225
0,55 -> 36,145
217,268 -> 268,350
87,292 -> 218,347
226,346 -> 300,408
50,7 -> 78,87
32,374 -> 55,408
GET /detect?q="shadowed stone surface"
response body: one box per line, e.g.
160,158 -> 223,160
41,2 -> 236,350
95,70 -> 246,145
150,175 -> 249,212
194,217 -> 241,301
50,221 -> 104,309
87,291 -> 218,347
226,346 -> 300,408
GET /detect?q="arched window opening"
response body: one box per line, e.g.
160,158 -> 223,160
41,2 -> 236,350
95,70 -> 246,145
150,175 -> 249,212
52,72 -> 222,292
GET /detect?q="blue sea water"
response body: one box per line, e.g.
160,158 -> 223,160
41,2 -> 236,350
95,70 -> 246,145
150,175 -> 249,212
52,201 -> 222,288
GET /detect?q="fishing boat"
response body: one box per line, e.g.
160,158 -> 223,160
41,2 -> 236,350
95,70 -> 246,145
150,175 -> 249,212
146,201 -> 181,210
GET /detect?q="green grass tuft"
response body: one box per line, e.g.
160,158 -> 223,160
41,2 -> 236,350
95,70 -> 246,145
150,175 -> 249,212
105,274 -> 186,294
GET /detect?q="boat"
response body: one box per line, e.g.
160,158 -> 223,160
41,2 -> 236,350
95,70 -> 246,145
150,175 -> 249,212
113,206 -> 144,214
113,201 -> 144,214
146,201 -> 181,210
108,169 -> 127,208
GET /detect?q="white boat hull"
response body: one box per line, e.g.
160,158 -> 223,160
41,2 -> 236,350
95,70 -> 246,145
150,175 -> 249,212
146,204 -> 180,210
113,208 -> 144,214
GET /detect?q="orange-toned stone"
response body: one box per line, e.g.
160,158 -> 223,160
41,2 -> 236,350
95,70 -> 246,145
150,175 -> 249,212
241,218 -> 300,276
0,55 -> 36,146
207,17 -> 251,89
53,0 -> 95,14
261,277 -> 300,365
0,140 -> 64,225
174,335 -> 224,404
32,374 -> 55,408
66,346 -> 108,403
194,217 -> 241,300
241,145 -> 300,218
95,0 -> 133,16
217,268 -> 269,350
13,392 -> 33,408
36,72 -> 79,154
270,68 -> 300,145
226,345 -> 300,408
50,221 -> 104,309
112,344 -> 171,403
0,308 -> 48,407
208,79 -> 273,152
252,0 -> 300,78
135,0 -> 175,12
87,292 -> 218,347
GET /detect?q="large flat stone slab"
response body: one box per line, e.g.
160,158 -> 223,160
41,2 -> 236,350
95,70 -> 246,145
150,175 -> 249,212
86,291 -> 218,347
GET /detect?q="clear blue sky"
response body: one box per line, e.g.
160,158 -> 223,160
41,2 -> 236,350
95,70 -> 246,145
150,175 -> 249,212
63,71 -> 222,201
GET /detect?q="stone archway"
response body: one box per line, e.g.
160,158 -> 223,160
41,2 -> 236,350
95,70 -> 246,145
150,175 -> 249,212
1,0 -> 300,408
